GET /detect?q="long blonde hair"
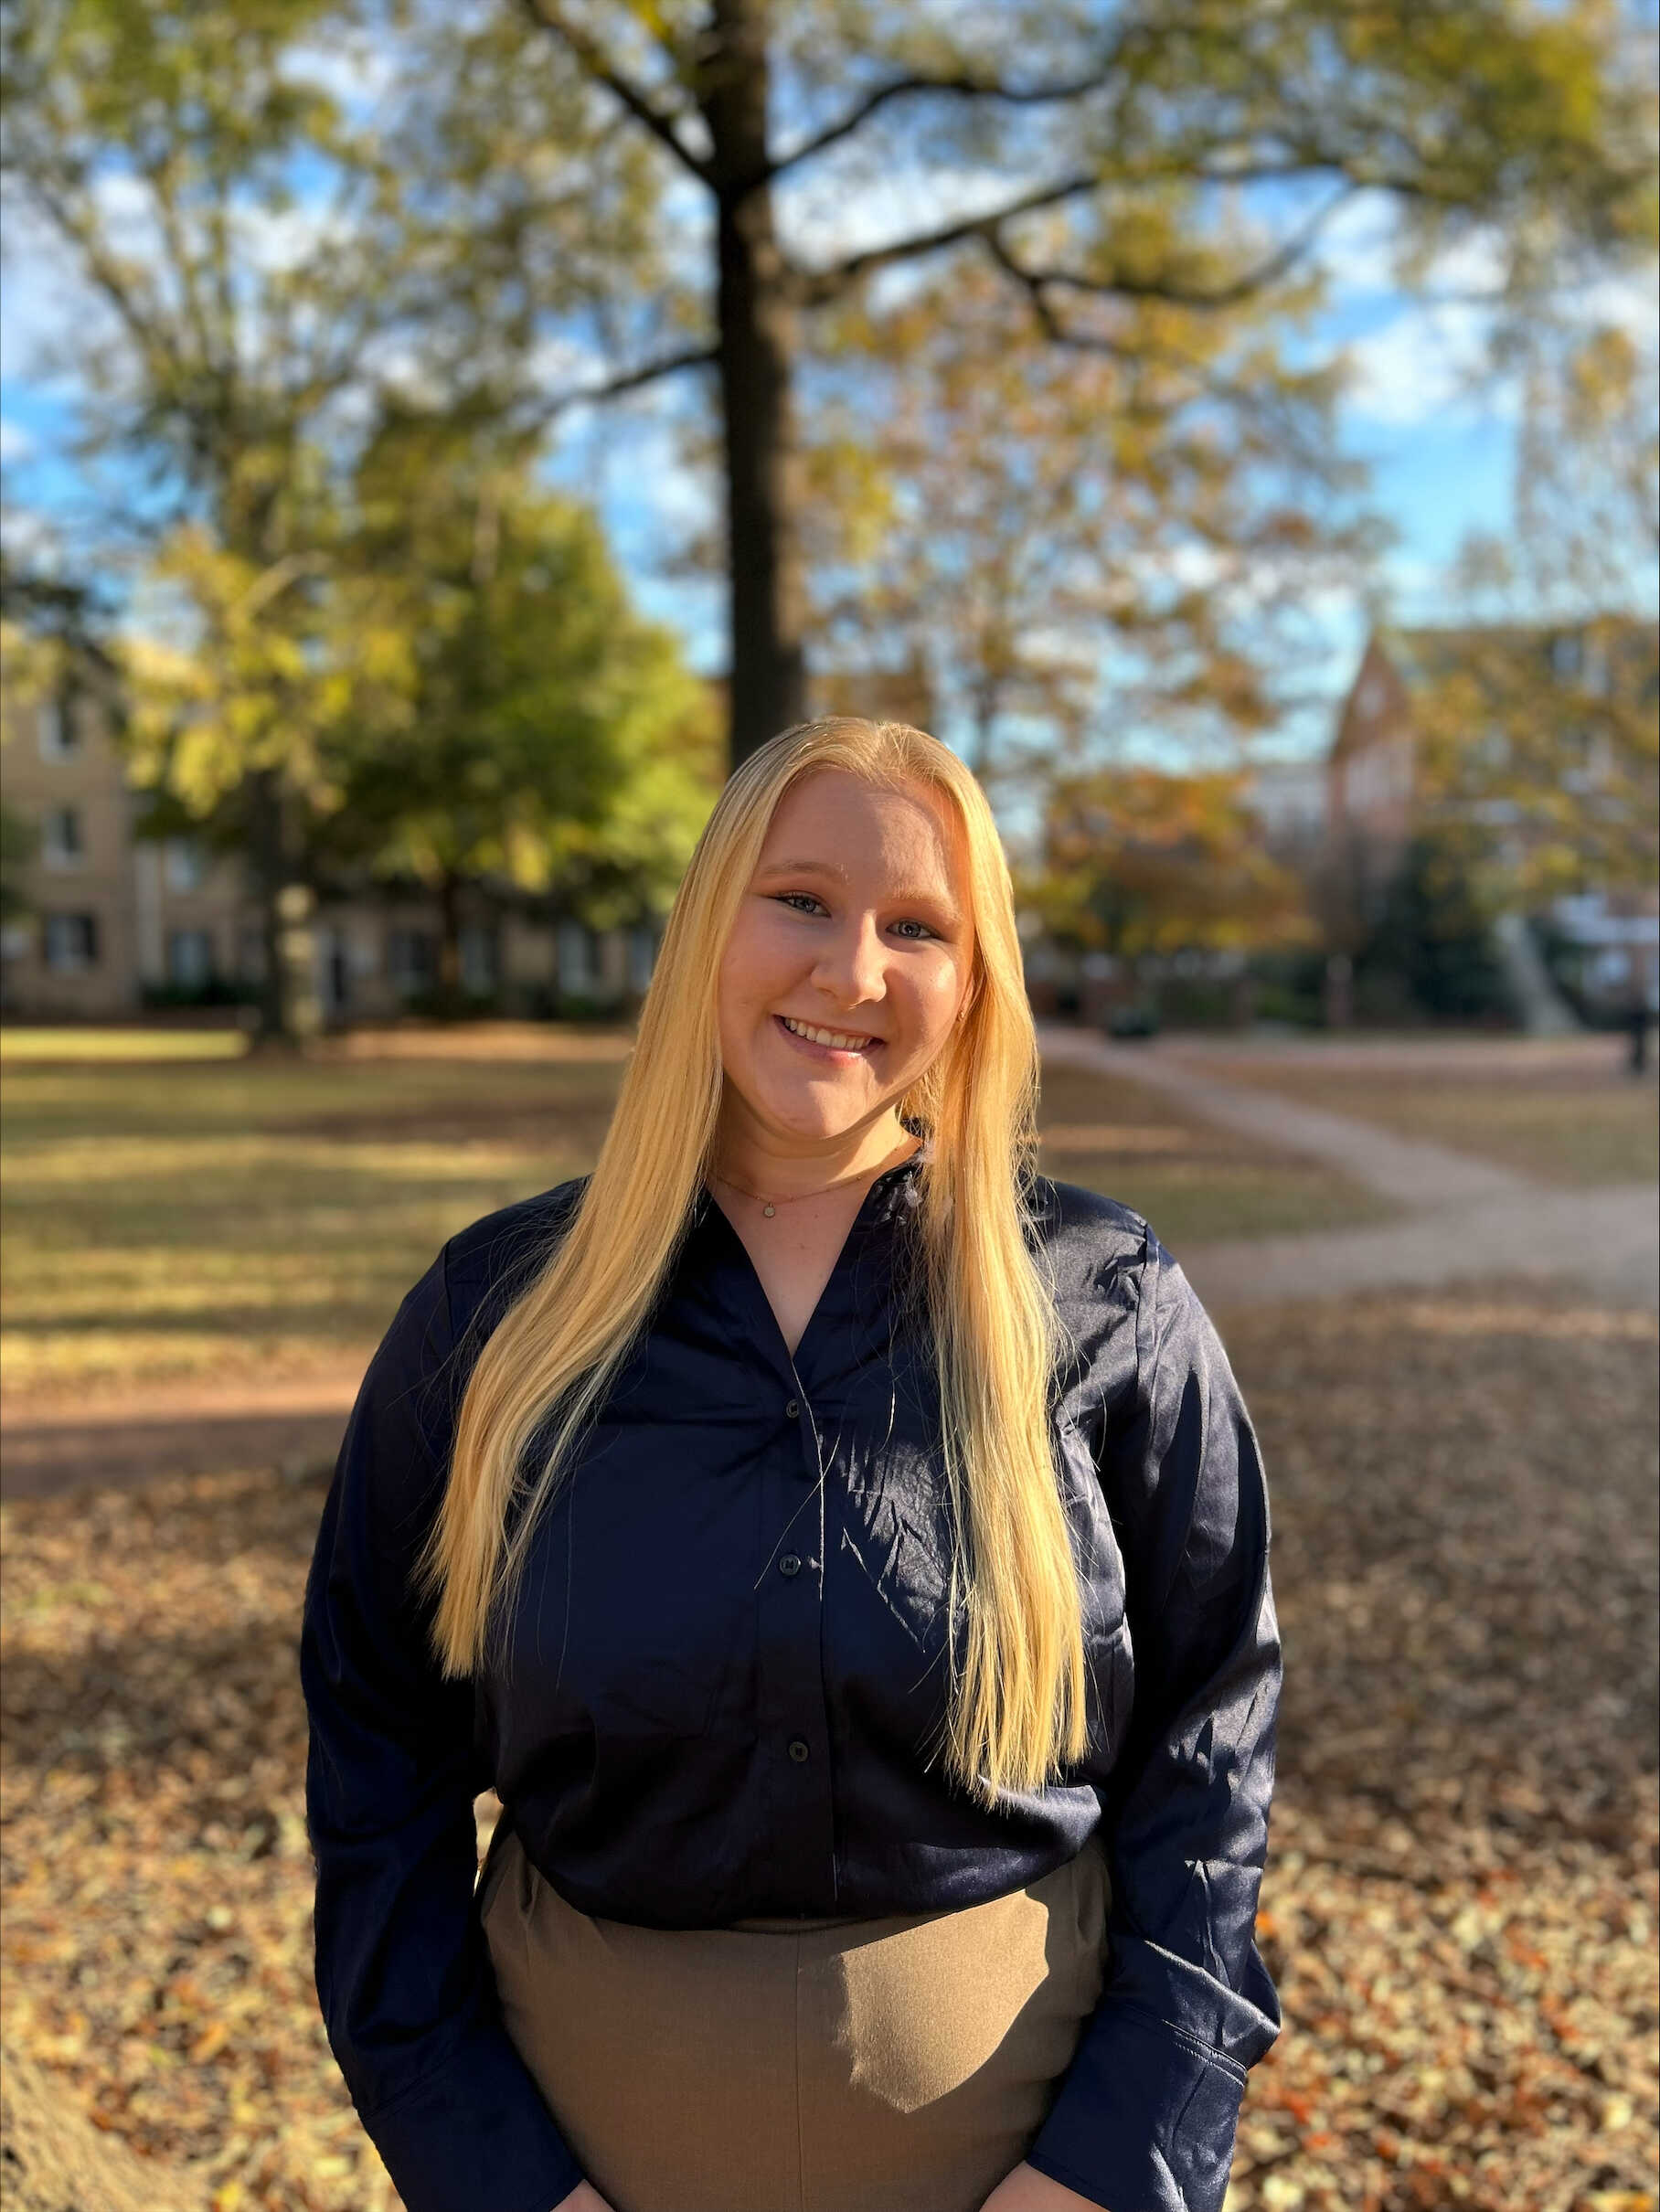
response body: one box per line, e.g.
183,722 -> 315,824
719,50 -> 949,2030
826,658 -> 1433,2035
414,717 -> 1087,1802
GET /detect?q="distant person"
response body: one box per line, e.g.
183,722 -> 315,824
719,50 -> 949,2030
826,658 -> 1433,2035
1624,975 -> 1653,1078
300,718 -> 1281,2212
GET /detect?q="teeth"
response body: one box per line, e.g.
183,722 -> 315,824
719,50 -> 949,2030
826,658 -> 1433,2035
782,1016 -> 874,1051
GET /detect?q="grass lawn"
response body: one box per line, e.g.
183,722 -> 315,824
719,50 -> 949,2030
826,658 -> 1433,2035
2,1281 -> 1652,2211
1199,1049 -> 1659,1187
1,1035 -> 1387,1406
0,1049 -> 622,1402
1034,1059 -> 1392,1248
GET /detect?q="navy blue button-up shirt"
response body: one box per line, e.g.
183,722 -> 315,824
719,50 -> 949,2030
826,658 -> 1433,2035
301,1150 -> 1281,2212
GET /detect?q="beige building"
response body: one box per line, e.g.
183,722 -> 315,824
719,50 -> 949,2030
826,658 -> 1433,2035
1,679 -> 661,1023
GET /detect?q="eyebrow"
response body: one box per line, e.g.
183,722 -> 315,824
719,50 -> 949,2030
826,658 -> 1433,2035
756,856 -> 963,924
757,856 -> 848,881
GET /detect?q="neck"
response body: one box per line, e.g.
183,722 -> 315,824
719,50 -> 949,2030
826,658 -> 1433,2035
712,1105 -> 917,1203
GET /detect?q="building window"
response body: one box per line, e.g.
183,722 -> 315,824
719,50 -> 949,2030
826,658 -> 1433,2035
627,926 -> 656,994
167,928 -> 214,989
164,837 -> 207,893
557,919 -> 593,997
388,927 -> 437,997
1548,633 -> 1583,681
41,805 -> 83,867
37,697 -> 80,760
43,913 -> 99,972
459,921 -> 497,997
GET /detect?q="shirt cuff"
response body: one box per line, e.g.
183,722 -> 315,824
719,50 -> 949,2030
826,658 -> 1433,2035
356,2018 -> 585,2212
1025,1936 -> 1278,2212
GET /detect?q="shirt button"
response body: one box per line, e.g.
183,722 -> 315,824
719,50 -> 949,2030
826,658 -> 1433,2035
780,1553 -> 802,1578
784,1398 -> 801,1420
787,1738 -> 810,1763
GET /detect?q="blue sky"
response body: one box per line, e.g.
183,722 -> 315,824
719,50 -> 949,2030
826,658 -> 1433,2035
3,150 -> 1652,802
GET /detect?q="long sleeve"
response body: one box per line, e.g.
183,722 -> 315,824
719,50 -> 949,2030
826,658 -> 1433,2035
299,1244 -> 585,2212
1026,1235 -> 1282,2212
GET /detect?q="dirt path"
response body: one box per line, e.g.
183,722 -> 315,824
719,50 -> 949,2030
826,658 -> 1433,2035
0,1374 -> 361,1502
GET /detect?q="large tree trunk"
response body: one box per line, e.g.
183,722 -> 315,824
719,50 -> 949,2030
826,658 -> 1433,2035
705,0 -> 808,771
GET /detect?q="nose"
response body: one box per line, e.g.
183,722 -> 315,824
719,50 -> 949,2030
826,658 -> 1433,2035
812,909 -> 888,1011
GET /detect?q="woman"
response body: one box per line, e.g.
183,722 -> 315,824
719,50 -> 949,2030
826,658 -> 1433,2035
301,718 -> 1281,2212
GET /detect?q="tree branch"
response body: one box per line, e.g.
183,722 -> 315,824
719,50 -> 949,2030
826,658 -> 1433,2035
521,342 -> 718,429
794,171 -> 1103,306
516,0 -> 712,186
765,37 -> 1135,184
792,154 -> 1349,307
987,181 -> 1358,313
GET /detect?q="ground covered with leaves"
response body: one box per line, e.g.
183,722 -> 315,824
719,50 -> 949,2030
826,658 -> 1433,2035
2,1280 -> 1654,2209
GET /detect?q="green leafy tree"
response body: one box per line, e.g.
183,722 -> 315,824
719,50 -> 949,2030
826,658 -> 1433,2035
1355,831 -> 1516,1023
326,411 -> 720,994
0,0 -> 650,1033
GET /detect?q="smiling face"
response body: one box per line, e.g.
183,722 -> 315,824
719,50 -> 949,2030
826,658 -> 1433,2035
715,769 -> 975,1162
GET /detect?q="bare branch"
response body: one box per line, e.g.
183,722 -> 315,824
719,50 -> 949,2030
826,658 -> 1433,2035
765,36 -> 1134,185
521,342 -> 718,428
517,0 -> 711,186
988,182 -> 1358,314
794,171 -> 1102,306
792,154 -> 1346,306
14,172 -> 179,374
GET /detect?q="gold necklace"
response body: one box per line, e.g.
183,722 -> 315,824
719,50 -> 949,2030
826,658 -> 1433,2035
711,1144 -> 920,1218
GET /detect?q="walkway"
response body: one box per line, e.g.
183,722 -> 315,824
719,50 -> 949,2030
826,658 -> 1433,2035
1037,1025 -> 1660,1313
0,1373 -> 360,1501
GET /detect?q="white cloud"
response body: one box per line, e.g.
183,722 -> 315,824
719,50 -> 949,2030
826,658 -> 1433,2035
0,191 -> 123,385
0,418 -> 37,464
0,503 -> 60,569
1341,300 -> 1507,428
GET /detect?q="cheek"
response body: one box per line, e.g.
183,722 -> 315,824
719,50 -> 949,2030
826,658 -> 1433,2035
717,918 -> 771,1011
903,956 -> 969,1048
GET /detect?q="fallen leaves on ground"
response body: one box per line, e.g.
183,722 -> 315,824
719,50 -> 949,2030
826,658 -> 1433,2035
1214,1282 -> 1659,2212
1,1282 -> 1655,2210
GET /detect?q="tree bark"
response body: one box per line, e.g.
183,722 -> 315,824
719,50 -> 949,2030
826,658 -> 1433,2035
703,0 -> 808,771
246,769 -> 320,1047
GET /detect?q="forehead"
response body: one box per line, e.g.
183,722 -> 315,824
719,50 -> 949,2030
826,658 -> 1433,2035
757,770 -> 965,888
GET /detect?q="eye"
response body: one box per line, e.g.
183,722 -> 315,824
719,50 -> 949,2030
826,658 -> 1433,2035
773,891 -> 827,916
891,918 -> 938,941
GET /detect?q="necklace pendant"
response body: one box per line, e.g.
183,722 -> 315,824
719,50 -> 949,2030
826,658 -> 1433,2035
762,1202 -> 776,1218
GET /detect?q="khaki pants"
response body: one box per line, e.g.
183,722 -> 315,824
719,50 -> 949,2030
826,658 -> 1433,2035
480,1825 -> 1111,2212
